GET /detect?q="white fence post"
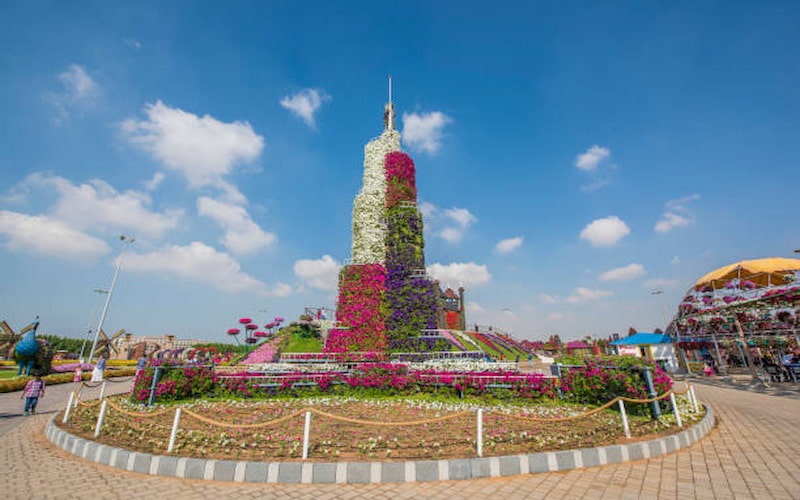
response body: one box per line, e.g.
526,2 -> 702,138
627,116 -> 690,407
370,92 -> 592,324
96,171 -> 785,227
74,385 -> 82,408
94,400 -> 108,438
476,408 -> 484,457
618,399 -> 631,439
63,391 -> 75,423
168,408 -> 182,453
99,380 -> 107,400
689,386 -> 699,413
669,393 -> 683,427
302,411 -> 312,460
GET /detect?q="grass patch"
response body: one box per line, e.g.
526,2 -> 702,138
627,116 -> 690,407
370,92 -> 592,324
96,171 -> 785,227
282,334 -> 323,353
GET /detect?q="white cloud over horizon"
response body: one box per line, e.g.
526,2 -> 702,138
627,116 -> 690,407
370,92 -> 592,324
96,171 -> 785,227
124,241 -> 291,296
565,287 -> 613,303
120,101 -> 264,195
402,111 -> 451,154
197,197 -> 275,255
279,88 -> 331,128
0,210 -> 110,259
599,263 -> 645,281
495,236 -> 524,254
580,216 -> 630,247
427,262 -> 491,288
293,255 -> 340,291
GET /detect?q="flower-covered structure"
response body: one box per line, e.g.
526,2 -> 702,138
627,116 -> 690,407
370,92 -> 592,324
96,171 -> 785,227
670,257 -> 800,372
326,97 -> 450,353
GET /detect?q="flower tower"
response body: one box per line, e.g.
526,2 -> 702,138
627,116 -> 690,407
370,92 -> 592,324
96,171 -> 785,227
325,88 -> 439,353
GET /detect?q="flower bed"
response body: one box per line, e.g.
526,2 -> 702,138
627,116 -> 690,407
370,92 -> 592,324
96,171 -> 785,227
61,395 -> 700,462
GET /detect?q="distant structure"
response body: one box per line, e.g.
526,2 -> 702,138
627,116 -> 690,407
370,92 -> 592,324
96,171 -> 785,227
110,334 -> 206,360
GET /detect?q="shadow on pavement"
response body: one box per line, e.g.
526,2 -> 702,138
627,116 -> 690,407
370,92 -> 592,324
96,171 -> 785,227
692,377 -> 800,400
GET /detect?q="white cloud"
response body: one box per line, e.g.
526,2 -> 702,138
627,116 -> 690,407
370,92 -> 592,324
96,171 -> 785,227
48,64 -> 100,121
402,111 -> 452,154
443,207 -> 476,228
467,301 -> 485,313
655,212 -> 691,233
665,194 -> 700,212
436,206 -> 476,243
17,173 -> 181,238
427,262 -> 491,288
121,101 -> 264,192
655,194 -> 699,233
565,287 -> 613,303
124,241 -> 290,296
599,263 -> 645,282
574,145 -> 610,172
143,173 -> 165,191
0,210 -> 110,259
197,197 -> 275,255
579,216 -> 630,247
643,278 -> 678,289
279,88 -> 331,128
670,256 -> 680,264
293,255 -> 340,291
495,236 -> 523,254
124,38 -> 141,50
418,201 -> 438,219
538,294 -> 558,304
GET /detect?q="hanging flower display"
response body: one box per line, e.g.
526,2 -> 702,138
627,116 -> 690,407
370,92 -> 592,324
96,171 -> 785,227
239,318 -> 252,324
226,328 -> 240,336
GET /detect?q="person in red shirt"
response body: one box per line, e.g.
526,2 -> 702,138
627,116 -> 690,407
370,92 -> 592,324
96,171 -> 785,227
21,374 -> 46,416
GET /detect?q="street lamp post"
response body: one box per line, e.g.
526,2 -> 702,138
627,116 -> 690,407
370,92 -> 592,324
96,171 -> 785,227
78,288 -> 108,363
87,235 -> 134,364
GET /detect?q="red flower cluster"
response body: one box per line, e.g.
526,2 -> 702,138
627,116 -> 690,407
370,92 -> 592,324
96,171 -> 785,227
325,264 -> 388,353
385,152 -> 417,208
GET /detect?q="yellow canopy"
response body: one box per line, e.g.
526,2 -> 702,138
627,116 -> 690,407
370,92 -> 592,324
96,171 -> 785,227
694,257 -> 800,289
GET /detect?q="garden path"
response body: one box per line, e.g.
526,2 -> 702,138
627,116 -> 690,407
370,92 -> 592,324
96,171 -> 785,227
0,379 -> 799,498
0,377 -> 132,437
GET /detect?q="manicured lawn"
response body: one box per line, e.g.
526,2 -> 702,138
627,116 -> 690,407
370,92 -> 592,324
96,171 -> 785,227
282,335 -> 323,353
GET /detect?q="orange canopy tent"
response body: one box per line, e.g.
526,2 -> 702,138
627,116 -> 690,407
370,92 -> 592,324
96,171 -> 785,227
694,257 -> 800,290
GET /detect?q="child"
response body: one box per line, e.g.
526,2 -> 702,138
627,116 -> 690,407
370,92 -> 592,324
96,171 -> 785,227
21,374 -> 45,416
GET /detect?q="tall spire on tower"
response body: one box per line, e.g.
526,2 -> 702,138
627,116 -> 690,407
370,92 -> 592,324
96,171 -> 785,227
383,74 -> 396,131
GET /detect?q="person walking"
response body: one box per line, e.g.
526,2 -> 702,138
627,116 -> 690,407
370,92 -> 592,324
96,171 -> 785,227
135,355 -> 147,377
91,356 -> 106,382
21,374 -> 45,416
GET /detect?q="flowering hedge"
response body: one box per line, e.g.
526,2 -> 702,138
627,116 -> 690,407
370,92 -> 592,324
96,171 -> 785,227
325,264 -> 388,353
134,363 -> 559,404
557,355 -> 673,415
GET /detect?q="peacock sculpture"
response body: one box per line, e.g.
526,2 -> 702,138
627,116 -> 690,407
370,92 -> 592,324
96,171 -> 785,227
12,316 -> 53,376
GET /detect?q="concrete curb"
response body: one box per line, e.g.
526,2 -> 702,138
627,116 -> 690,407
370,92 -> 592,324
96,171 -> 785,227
46,406 -> 714,484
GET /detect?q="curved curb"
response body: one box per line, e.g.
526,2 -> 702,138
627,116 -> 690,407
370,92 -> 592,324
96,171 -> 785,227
45,406 -> 714,484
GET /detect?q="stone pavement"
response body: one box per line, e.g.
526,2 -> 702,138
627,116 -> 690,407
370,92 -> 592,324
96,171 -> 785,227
1,380 -> 799,499
0,376 -> 133,438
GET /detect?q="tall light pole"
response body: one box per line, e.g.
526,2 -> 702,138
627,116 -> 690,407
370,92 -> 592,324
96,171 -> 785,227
87,235 -> 134,363
78,288 -> 108,363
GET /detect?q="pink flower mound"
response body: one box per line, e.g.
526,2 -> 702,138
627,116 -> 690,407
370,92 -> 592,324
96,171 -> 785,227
325,264 -> 388,353
242,336 -> 283,364
51,362 -> 95,373
385,152 -> 417,208
440,330 -> 465,351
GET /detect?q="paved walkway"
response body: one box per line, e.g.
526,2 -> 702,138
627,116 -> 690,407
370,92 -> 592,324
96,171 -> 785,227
0,380 -> 798,499
0,377 -> 133,438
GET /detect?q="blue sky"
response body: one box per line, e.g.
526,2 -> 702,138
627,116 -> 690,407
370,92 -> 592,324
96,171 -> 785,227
1,1 -> 799,342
